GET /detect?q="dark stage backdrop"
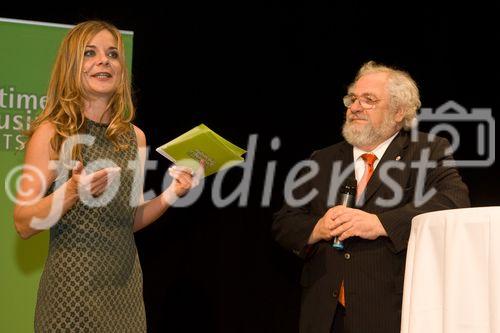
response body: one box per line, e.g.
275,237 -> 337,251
4,3 -> 499,333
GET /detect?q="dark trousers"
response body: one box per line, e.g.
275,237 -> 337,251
330,303 -> 345,333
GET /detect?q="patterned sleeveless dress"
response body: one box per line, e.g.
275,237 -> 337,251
34,118 -> 146,332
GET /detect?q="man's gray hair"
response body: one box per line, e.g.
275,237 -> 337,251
352,61 -> 421,130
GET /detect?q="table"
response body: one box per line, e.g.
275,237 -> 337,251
401,207 -> 500,333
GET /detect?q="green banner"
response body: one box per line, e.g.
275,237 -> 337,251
0,18 -> 133,332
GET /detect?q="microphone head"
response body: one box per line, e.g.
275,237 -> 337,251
340,177 -> 357,196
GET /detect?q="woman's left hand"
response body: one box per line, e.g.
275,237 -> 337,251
167,165 -> 202,197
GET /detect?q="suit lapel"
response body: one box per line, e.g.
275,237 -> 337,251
362,131 -> 410,205
324,141 -> 355,207
337,141 -> 355,177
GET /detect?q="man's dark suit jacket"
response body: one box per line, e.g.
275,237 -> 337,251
272,130 -> 470,333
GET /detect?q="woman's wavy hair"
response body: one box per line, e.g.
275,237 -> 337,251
27,20 -> 135,160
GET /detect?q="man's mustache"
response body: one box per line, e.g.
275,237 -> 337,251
346,115 -> 369,122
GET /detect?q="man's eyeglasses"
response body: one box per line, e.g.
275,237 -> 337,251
343,94 -> 381,109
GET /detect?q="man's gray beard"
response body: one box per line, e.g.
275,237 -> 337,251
342,116 -> 398,148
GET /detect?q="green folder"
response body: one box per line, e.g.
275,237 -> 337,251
156,124 -> 246,177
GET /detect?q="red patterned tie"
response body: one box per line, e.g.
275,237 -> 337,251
339,281 -> 346,306
356,153 -> 377,202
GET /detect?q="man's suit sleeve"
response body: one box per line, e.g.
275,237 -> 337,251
378,137 -> 470,254
272,152 -> 322,259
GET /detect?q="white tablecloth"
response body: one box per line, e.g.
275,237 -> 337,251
401,207 -> 500,333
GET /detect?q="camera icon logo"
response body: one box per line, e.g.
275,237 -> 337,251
411,100 -> 495,168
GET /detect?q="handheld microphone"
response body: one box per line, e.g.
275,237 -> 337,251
332,177 -> 357,250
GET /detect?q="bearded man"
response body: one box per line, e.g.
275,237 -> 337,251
272,61 -> 470,333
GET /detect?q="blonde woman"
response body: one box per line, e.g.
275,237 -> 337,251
13,20 -> 197,332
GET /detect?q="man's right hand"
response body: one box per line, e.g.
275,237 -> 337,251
307,207 -> 336,244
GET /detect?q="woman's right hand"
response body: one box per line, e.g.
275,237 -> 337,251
68,161 -> 121,198
14,123 -> 119,239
